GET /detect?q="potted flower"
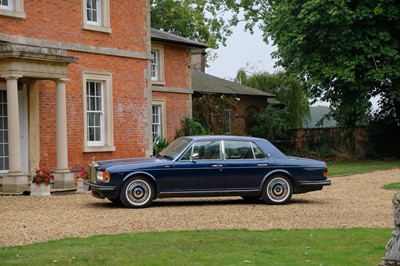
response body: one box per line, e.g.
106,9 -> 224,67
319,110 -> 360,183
31,168 -> 54,196
76,169 -> 89,193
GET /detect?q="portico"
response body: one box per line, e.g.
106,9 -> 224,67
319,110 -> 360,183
0,43 -> 78,193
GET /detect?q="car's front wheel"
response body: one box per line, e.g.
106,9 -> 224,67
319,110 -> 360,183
261,175 -> 292,204
120,176 -> 155,208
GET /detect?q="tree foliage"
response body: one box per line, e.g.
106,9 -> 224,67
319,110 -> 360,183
228,0 -> 400,127
192,94 -> 237,134
150,0 -> 233,50
247,105 -> 291,140
235,70 -> 310,128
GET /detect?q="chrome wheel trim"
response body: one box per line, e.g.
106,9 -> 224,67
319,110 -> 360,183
125,180 -> 151,206
266,177 -> 290,203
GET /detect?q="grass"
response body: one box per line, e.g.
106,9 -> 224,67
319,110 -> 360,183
384,183 -> 400,190
0,228 -> 390,266
327,160 -> 400,176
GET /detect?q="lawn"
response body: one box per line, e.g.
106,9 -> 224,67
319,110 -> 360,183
328,160 -> 400,176
0,229 -> 390,266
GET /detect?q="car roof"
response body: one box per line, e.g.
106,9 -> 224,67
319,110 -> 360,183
182,135 -> 263,141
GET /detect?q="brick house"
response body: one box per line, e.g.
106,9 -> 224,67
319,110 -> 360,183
0,1 -> 205,193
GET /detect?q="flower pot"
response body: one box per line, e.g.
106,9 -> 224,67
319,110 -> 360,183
31,183 -> 51,196
76,178 -> 85,193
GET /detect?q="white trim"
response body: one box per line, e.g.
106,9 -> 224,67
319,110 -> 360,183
82,0 -> 111,33
152,99 -> 166,140
150,44 -> 165,85
82,71 -> 115,152
0,0 -> 25,19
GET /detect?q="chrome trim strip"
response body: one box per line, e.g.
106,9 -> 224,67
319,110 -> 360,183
299,179 -> 331,186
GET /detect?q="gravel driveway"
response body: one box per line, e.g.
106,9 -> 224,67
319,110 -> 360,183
1,169 -> 399,247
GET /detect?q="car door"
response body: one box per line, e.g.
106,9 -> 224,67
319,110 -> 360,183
172,140 -> 226,191
222,140 -> 270,190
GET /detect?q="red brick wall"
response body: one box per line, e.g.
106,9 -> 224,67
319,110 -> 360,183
0,1 -> 151,170
152,92 -> 191,141
38,52 -> 149,170
1,1 -> 148,52
152,44 -> 192,142
232,96 -> 268,135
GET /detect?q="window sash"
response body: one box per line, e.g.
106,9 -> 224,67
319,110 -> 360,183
151,50 -> 159,81
86,81 -> 104,145
152,105 -> 161,140
0,0 -> 12,10
86,0 -> 100,25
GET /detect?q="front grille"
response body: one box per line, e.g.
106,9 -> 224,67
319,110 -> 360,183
88,160 -> 99,183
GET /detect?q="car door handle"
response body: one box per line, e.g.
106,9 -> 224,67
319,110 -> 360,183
212,164 -> 223,168
257,164 -> 269,167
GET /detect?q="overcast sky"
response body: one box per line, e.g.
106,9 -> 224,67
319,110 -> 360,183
206,26 -> 278,81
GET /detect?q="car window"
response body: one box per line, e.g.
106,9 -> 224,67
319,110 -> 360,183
224,141 -> 255,159
251,142 -> 267,159
159,138 -> 191,160
181,140 -> 221,160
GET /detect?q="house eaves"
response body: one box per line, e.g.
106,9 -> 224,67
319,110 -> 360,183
192,70 -> 276,98
151,28 -> 208,49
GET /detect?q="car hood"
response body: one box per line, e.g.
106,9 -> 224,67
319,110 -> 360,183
96,157 -> 165,171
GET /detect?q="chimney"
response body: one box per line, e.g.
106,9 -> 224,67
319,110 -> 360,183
191,49 -> 206,72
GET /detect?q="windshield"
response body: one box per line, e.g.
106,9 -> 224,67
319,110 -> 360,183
158,138 -> 192,160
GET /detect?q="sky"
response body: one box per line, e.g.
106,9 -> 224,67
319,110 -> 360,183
206,26 -> 277,81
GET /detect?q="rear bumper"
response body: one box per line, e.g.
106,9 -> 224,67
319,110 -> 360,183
295,178 -> 331,194
299,179 -> 331,186
84,181 -> 118,199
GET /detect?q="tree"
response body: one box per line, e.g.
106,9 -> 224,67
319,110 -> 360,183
150,0 -> 233,50
229,0 -> 400,127
235,70 -> 310,128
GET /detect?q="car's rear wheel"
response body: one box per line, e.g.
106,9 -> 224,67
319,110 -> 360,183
262,174 -> 292,204
120,176 -> 155,208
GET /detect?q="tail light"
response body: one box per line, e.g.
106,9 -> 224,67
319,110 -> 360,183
323,168 -> 328,178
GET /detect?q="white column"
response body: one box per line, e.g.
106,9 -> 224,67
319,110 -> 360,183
2,75 -> 28,193
6,76 -> 22,173
55,78 -> 69,171
53,78 -> 74,189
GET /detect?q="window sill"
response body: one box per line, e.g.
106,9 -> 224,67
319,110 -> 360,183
82,24 -> 112,34
151,80 -> 166,86
83,145 -> 116,153
0,9 -> 26,19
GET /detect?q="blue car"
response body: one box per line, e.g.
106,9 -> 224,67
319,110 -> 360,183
85,136 -> 331,208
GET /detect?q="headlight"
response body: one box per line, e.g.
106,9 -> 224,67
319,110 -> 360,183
97,171 -> 110,183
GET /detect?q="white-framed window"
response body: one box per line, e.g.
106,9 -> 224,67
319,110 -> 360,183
86,0 -> 100,26
86,81 -> 103,145
0,0 -> 12,10
0,86 -> 8,172
0,0 -> 25,19
83,71 -> 115,152
82,0 -> 111,33
152,100 -> 166,141
150,44 -> 165,85
151,50 -> 159,81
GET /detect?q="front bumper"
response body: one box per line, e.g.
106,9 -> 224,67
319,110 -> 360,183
84,181 -> 118,199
